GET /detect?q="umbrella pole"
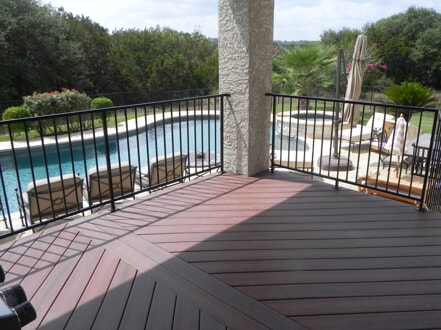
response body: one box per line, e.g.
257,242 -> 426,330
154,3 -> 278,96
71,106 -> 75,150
318,49 -> 353,172
333,49 -> 342,158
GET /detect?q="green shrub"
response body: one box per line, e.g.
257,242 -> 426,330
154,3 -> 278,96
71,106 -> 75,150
2,106 -> 32,135
91,97 -> 113,109
383,82 -> 438,121
23,89 -> 91,135
23,88 -> 91,116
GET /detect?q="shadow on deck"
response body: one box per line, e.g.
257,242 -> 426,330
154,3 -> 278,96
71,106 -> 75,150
2,170 -> 441,329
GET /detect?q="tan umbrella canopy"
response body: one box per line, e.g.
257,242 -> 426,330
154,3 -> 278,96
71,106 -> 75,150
343,34 -> 368,126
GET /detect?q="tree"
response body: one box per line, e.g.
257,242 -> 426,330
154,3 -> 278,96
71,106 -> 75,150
410,25 -> 441,88
321,27 -> 361,52
59,11 -> 113,95
108,28 -> 218,100
321,29 -> 389,91
0,1 -> 220,108
272,44 -> 336,108
0,0 -> 78,100
366,7 -> 441,87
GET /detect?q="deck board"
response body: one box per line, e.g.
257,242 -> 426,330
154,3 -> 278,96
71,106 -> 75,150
92,259 -> 138,330
2,171 -> 441,329
172,296 -> 200,329
63,249 -> 122,330
37,246 -> 105,329
144,283 -> 177,330
29,232 -> 93,327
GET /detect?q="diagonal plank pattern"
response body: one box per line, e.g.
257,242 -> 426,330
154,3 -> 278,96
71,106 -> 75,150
1,171 -> 441,329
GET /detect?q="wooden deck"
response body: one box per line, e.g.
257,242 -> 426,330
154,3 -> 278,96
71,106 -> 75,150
2,170 -> 441,329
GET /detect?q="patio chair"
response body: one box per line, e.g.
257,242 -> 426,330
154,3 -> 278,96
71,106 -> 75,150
341,113 -> 395,151
87,162 -> 137,206
17,174 -> 84,224
136,153 -> 188,189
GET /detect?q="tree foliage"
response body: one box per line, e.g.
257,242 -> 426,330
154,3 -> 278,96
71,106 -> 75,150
0,0 -> 73,99
365,7 -> 441,88
109,28 -> 218,99
411,26 -> 441,88
2,1 -> 441,111
321,27 -> 362,53
320,7 -> 441,91
383,82 -> 437,107
382,81 -> 437,120
272,44 -> 336,97
0,0 -> 219,110
60,11 -> 114,94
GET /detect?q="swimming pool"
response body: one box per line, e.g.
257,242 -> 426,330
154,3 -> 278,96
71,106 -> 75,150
0,117 -> 307,214
0,119 -> 220,213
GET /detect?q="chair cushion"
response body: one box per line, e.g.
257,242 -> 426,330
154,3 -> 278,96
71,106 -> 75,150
88,162 -> 137,204
24,174 -> 83,223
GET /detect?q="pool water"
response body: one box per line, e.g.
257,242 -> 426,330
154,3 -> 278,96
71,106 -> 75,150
0,119 -> 220,213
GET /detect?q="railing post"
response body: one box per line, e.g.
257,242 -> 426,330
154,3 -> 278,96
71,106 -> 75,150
101,110 -> 117,212
420,111 -> 441,211
220,95 -> 225,173
270,94 -> 277,173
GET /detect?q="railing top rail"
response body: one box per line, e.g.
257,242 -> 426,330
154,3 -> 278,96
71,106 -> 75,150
266,92 -> 439,113
0,93 -> 231,125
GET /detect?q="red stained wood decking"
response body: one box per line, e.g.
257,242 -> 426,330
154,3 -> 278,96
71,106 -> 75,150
2,171 -> 441,329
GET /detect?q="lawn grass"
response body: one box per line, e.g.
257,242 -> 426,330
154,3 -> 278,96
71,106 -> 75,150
0,112 -> 137,143
0,101 -> 436,143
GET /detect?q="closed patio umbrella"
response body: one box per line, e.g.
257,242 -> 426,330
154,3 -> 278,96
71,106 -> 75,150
385,114 -> 407,177
343,34 -> 368,126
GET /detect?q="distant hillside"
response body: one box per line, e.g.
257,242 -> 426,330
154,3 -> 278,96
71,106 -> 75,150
274,40 -> 319,48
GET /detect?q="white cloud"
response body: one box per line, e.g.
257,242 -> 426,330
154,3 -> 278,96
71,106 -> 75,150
44,0 -> 441,40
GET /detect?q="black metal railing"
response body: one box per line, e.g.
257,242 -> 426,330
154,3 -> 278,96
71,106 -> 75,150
0,94 -> 227,238
268,93 -> 440,211
1,91 -> 439,238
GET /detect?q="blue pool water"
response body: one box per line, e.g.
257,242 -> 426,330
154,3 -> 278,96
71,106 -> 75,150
0,119 -> 220,213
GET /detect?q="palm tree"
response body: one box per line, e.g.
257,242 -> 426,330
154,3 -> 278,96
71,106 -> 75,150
272,44 -> 336,109
382,81 -> 438,121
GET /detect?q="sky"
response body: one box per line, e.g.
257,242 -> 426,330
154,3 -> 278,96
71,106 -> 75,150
42,0 -> 441,41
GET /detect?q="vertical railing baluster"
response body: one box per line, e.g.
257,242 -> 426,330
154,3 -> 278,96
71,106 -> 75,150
101,108 -> 116,212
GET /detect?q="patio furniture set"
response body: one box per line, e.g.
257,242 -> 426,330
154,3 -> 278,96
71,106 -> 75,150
341,113 -> 429,205
15,153 -> 196,226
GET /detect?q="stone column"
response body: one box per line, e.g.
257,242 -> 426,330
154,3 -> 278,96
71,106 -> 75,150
218,0 -> 274,176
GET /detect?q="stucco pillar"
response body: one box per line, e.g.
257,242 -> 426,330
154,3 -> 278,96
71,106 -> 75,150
218,0 -> 274,176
